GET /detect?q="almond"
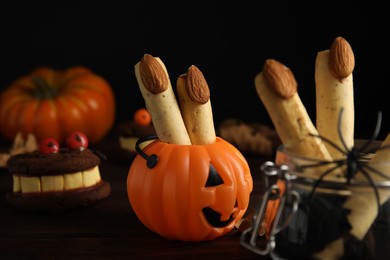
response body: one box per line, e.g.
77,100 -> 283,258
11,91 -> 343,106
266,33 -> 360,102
263,59 -> 297,99
328,36 -> 355,79
186,65 -> 210,104
139,54 -> 168,94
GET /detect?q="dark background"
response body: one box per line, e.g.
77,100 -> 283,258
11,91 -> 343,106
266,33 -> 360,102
1,1 -> 389,141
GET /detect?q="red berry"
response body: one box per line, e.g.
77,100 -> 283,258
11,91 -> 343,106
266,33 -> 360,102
39,138 -> 60,154
66,131 -> 89,151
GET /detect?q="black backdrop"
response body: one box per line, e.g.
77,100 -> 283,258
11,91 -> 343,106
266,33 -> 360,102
1,1 -> 389,140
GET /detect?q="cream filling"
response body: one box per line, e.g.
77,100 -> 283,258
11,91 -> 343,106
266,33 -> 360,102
119,136 -> 154,152
119,136 -> 138,151
13,166 -> 101,194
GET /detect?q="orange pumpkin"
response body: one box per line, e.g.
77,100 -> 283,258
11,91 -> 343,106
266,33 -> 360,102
127,137 -> 253,241
0,66 -> 115,144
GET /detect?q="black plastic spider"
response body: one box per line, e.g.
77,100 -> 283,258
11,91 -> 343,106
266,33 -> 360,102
298,107 -> 390,213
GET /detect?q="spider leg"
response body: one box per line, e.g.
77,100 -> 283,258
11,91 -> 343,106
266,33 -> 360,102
356,144 -> 390,164
371,144 -> 390,154
362,144 -> 390,155
299,159 -> 342,170
363,164 -> 390,181
359,111 -> 382,153
336,107 -> 349,152
309,133 -> 347,156
308,162 -> 344,202
358,166 -> 382,215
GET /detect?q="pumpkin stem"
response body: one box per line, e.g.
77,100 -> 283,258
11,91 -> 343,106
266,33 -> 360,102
32,76 -> 59,99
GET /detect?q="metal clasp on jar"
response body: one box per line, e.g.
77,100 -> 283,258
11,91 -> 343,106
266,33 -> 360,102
240,161 -> 300,255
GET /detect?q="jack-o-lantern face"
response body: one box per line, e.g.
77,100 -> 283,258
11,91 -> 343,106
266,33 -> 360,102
127,137 -> 253,241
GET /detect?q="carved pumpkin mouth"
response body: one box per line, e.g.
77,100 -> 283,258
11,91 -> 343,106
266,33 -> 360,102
202,207 -> 236,227
202,200 -> 239,228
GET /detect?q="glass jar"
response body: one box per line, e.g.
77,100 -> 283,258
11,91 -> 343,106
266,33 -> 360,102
240,140 -> 390,260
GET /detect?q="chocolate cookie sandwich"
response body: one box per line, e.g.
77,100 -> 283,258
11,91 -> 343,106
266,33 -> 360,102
116,108 -> 156,159
6,131 -> 111,213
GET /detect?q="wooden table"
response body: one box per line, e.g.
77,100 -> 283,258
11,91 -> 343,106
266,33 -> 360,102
0,135 -> 273,259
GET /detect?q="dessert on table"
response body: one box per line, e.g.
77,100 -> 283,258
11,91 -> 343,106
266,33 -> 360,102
6,131 -> 111,213
116,107 -> 156,161
127,54 -> 253,241
0,132 -> 37,168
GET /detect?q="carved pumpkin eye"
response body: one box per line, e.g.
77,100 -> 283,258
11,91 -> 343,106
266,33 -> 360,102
205,163 -> 223,187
